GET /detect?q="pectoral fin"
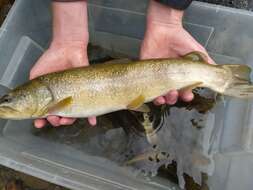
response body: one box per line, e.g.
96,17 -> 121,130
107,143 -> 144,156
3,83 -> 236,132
47,97 -> 73,113
183,51 -> 207,62
181,82 -> 203,91
127,95 -> 150,113
38,97 -> 73,117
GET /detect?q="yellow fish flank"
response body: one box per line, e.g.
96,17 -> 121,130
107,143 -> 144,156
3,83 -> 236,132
0,52 -> 253,120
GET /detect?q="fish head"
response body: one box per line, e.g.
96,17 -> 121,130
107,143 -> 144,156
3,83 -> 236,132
0,80 -> 52,119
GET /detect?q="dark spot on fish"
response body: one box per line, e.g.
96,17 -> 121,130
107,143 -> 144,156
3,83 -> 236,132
152,145 -> 157,149
161,152 -> 166,156
125,154 -> 129,158
148,157 -> 154,161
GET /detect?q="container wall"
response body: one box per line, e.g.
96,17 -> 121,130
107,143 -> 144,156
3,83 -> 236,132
0,1 -> 253,190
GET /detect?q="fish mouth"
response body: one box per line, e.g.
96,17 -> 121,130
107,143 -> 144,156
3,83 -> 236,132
0,106 -> 21,119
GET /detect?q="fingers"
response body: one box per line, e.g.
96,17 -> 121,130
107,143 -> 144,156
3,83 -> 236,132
164,90 -> 178,104
179,90 -> 194,102
207,57 -> 216,65
34,116 -> 77,128
88,116 -> 97,126
59,118 -> 76,125
154,96 -> 166,105
154,90 -> 178,105
29,52 -> 54,80
47,116 -> 61,127
153,89 -> 194,106
197,47 -> 216,65
204,52 -> 216,65
185,33 -> 216,65
34,119 -> 47,129
47,116 -> 76,127
33,115 -> 93,129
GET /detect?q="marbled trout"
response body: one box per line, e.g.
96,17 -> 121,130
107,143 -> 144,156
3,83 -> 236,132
0,52 -> 252,119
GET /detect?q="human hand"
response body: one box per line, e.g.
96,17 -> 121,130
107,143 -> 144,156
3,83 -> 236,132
30,42 -> 97,128
140,0 -> 214,105
29,1 -> 97,128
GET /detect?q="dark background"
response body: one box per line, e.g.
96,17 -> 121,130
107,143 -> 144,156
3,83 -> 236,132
198,0 -> 253,10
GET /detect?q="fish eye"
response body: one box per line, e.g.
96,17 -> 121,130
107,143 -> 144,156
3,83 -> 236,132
0,95 -> 12,104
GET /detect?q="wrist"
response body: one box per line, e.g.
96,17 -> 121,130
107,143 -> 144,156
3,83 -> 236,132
147,0 -> 183,26
47,41 -> 89,67
52,1 -> 89,44
49,40 -> 87,51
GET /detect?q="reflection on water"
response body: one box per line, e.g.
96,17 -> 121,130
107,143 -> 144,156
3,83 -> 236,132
33,44 -> 225,190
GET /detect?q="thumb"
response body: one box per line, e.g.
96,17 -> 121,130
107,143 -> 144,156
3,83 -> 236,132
29,60 -> 53,80
69,48 -> 89,67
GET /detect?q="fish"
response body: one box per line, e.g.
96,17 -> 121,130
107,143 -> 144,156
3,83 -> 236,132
0,51 -> 253,120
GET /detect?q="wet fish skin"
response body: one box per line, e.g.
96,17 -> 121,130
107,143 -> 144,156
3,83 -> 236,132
0,52 -> 252,120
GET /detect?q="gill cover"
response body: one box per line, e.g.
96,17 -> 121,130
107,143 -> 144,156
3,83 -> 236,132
0,79 -> 53,119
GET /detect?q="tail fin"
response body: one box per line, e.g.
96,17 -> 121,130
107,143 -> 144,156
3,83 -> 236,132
221,64 -> 253,98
